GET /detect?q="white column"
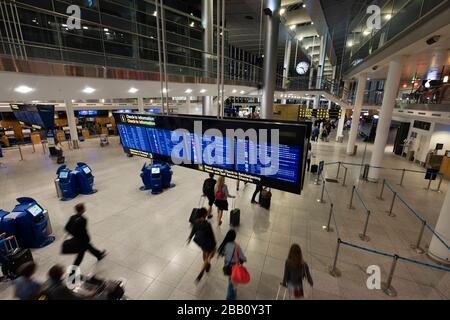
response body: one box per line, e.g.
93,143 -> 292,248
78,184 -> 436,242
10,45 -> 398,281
336,108 -> 346,142
282,39 -> 292,89
316,34 -> 327,88
308,67 -> 314,89
428,188 -> 450,265
343,80 -> 350,101
186,96 -> 191,114
346,73 -> 366,155
313,95 -> 320,109
202,0 -> 214,115
328,100 -> 332,109
65,99 -> 79,149
137,97 -> 145,113
368,56 -> 403,180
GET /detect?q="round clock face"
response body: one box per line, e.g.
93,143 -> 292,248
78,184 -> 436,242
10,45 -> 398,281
296,61 -> 309,75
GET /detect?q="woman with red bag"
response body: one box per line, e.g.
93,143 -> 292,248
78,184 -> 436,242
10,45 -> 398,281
218,230 -> 248,300
282,244 -> 313,299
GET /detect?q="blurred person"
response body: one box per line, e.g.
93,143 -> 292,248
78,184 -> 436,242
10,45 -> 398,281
306,142 -> 312,172
251,180 -> 263,204
202,173 -> 216,219
187,208 -> 216,283
40,264 -> 91,300
218,230 -> 247,300
214,177 -> 235,226
14,262 -> 41,300
65,203 -> 106,266
281,244 -> 313,299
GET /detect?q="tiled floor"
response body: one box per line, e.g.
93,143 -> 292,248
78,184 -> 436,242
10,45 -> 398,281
0,131 -> 449,300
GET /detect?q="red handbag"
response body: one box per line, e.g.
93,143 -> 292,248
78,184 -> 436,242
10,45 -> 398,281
230,244 -> 250,284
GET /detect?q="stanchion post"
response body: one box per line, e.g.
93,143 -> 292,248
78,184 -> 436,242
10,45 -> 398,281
386,192 -> 397,217
410,220 -> 426,254
381,255 -> 398,297
32,143 -> 36,153
432,175 -> 443,193
342,167 -> 348,187
359,210 -> 371,242
317,180 -> 326,203
336,162 -> 341,179
328,239 -> 342,277
377,179 -> 386,200
322,203 -> 334,232
41,142 -> 46,155
348,186 -> 355,209
398,169 -> 405,186
424,179 -> 432,191
18,144 -> 24,161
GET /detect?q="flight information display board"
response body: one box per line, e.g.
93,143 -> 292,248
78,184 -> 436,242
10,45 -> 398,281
10,104 -> 55,129
115,113 -> 307,194
298,107 -> 342,120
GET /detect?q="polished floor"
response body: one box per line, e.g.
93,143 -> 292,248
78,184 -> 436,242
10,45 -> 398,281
0,131 -> 449,300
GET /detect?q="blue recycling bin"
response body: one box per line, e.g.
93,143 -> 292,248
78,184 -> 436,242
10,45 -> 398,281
12,197 -> 54,248
0,210 -> 16,238
75,162 -> 96,195
56,165 -> 79,201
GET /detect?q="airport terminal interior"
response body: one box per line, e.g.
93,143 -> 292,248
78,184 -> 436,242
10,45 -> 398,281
0,0 -> 450,301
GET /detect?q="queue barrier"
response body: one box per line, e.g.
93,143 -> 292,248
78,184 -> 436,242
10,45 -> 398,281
378,179 -> 450,253
315,165 -> 450,298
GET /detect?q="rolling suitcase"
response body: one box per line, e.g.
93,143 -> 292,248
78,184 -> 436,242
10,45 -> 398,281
189,196 -> 205,224
230,200 -> 240,227
259,188 -> 272,209
1,235 -> 33,278
310,164 -> 318,174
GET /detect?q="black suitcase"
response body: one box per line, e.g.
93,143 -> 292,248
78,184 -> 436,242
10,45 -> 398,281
1,236 -> 33,278
189,208 -> 202,224
57,156 -> 65,164
311,164 -> 318,173
230,208 -> 240,227
259,189 -> 272,209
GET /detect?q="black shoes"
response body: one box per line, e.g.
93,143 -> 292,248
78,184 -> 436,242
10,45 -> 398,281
97,250 -> 107,261
207,215 -> 213,219
251,200 -> 258,204
195,270 -> 204,283
205,263 -> 211,273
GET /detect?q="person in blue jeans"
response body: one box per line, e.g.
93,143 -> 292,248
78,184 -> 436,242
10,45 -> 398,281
218,230 -> 247,300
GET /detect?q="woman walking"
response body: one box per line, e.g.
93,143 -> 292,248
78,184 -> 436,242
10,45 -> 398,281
218,230 -> 247,300
187,208 -> 216,282
214,177 -> 235,226
281,244 -> 313,299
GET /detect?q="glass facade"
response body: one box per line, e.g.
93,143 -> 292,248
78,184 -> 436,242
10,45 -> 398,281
343,0 -> 447,72
0,0 -> 263,84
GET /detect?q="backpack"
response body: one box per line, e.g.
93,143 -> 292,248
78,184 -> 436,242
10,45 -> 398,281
215,187 -> 225,200
203,179 -> 215,197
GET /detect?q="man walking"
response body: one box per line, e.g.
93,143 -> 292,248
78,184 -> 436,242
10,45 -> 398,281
65,203 -> 106,266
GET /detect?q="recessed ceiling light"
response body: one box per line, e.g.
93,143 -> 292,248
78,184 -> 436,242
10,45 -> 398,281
240,90 -> 245,94
185,88 -> 193,94
290,25 -> 296,30
385,14 -> 392,20
200,89 -> 206,93
103,28 -> 109,32
280,8 -> 286,15
153,11 -> 157,17
128,87 -> 138,94
82,87 -> 96,94
232,89 -> 237,93
162,88 -> 167,93
14,85 -> 34,94
83,26 -> 88,30
303,4 -> 306,8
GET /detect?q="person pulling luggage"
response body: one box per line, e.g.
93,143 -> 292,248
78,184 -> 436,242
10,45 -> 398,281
251,181 -> 263,204
202,173 -> 216,219
64,203 -> 106,266
214,177 -> 234,226
187,208 -> 216,283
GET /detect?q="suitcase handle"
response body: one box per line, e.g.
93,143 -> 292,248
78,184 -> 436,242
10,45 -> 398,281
198,195 -> 206,207
4,236 -> 19,252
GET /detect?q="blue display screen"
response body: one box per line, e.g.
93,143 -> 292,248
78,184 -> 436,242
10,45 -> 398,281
115,114 -> 306,194
59,171 -> 69,179
78,110 -> 98,116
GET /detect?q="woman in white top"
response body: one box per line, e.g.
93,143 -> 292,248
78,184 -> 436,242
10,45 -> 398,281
214,176 -> 235,226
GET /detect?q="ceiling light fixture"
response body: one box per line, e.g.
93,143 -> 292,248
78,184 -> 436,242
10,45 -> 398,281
185,88 -> 193,94
128,87 -> 138,94
200,89 -> 207,93
82,87 -> 96,94
14,85 -> 34,94
240,90 -> 245,94
279,8 -> 286,15
385,14 -> 392,20
289,25 -> 296,30
232,89 -> 237,93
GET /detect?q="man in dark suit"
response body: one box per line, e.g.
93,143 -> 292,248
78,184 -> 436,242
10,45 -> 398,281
65,203 -> 106,266
251,181 -> 263,204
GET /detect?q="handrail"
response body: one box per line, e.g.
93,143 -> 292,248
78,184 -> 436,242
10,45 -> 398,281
353,188 -> 369,213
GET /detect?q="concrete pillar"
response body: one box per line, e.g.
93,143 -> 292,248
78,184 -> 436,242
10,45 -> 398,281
260,0 -> 281,120
343,80 -> 350,100
346,73 -> 367,155
202,0 -> 214,115
282,39 -> 292,89
336,108 -> 346,142
65,99 -> 79,149
186,96 -> 191,114
316,33 -> 327,88
137,97 -> 145,113
428,188 -> 450,265
308,67 -> 314,89
313,95 -> 320,109
368,56 -> 403,180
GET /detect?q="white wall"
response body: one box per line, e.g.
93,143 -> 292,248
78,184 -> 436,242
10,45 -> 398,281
406,120 -> 435,163
429,123 -> 450,154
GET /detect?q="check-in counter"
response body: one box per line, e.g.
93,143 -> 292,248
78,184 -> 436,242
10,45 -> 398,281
440,156 -> 450,179
82,129 -> 90,140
